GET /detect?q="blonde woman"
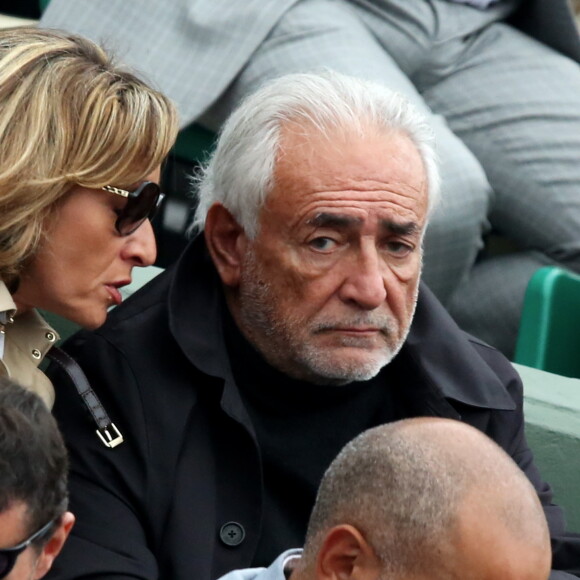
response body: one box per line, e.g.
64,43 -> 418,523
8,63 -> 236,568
0,27 -> 178,409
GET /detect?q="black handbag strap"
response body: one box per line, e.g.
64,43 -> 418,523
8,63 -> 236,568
46,346 -> 124,448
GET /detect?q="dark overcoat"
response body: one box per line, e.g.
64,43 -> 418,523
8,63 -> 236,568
46,237 -> 580,579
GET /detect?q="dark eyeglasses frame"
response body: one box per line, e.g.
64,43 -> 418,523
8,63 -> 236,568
0,519 -> 55,579
102,181 -> 165,237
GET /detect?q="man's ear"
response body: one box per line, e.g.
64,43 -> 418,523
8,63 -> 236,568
33,511 -> 75,579
316,525 -> 381,580
204,203 -> 248,287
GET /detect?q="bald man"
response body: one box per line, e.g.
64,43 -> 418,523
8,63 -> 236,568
219,418 -> 551,580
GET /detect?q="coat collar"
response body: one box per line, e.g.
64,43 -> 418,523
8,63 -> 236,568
402,284 -> 515,411
168,236 -> 515,413
169,234 -> 232,380
0,302 -> 58,409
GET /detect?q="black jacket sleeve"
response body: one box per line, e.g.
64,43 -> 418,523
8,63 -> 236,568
46,331 -> 160,579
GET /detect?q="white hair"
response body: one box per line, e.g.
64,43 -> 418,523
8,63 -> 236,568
192,71 -> 440,237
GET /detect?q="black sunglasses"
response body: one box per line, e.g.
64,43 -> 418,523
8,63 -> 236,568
0,519 -> 55,578
102,181 -> 165,236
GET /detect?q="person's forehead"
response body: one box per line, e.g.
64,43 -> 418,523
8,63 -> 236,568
264,121 -> 429,225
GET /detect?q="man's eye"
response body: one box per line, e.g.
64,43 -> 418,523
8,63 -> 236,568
309,237 -> 337,251
386,241 -> 413,257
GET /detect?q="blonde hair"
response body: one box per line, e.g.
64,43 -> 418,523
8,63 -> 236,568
0,27 -> 179,286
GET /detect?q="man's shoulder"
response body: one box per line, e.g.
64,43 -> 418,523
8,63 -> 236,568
48,261 -> 210,454
464,331 -> 521,386
407,285 -> 521,410
51,265 -> 177,396
53,242 -> 225,400
413,284 -> 514,373
102,265 -> 173,337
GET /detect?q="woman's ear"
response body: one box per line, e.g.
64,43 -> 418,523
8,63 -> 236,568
204,203 -> 248,287
315,525 -> 381,580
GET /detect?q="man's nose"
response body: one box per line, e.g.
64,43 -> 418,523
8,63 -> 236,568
338,248 -> 387,310
122,219 -> 157,267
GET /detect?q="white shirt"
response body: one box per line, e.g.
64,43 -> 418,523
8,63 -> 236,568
448,0 -> 499,8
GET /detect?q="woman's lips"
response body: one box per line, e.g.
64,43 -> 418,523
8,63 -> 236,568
105,283 -> 127,306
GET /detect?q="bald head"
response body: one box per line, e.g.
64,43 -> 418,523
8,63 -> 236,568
293,418 -> 550,580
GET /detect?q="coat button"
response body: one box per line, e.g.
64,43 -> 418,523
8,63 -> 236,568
219,522 -> 245,547
45,332 -> 56,342
31,349 -> 41,359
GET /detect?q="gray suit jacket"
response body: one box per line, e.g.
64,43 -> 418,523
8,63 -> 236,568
41,0 -> 580,128
42,0 -> 299,127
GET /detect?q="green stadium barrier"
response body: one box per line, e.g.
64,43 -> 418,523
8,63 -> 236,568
515,267 -> 580,378
516,362 -> 580,532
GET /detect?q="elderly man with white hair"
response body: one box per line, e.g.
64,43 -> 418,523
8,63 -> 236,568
45,72 -> 580,579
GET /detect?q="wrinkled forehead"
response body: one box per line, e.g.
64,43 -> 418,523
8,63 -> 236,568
263,121 -> 429,225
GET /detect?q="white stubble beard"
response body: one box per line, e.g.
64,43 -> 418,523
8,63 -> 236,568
235,250 -> 419,385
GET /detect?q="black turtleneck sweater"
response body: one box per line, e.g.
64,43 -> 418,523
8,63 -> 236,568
224,311 -> 407,566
